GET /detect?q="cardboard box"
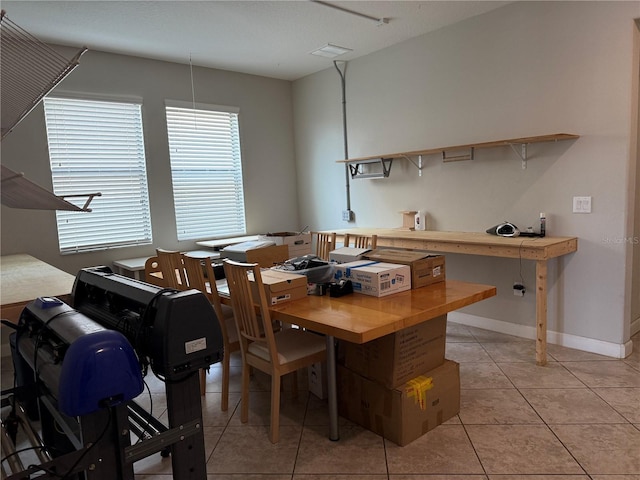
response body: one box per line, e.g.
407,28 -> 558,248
258,232 -> 312,258
337,359 -> 460,446
329,247 -> 371,264
307,361 -> 327,399
343,315 -> 446,389
333,260 -> 411,297
249,269 -> 307,305
365,249 -> 445,288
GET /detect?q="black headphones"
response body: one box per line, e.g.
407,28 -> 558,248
486,222 -> 520,237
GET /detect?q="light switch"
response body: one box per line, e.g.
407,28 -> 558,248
573,196 -> 592,213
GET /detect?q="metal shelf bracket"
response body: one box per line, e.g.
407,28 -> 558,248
442,147 -> 474,163
348,157 -> 393,179
509,143 -> 528,170
401,154 -> 424,177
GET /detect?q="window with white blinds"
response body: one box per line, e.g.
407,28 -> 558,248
43,97 -> 152,253
165,103 -> 246,241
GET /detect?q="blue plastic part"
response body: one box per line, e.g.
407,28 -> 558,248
58,330 -> 143,417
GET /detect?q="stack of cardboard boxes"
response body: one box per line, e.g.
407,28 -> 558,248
336,248 -> 459,446
246,241 -> 458,446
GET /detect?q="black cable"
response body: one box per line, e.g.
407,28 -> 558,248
518,239 -> 525,286
133,379 -> 154,445
43,407 -> 113,480
0,445 -> 54,465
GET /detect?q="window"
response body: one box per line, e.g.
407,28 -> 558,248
43,96 -> 152,253
165,102 -> 246,241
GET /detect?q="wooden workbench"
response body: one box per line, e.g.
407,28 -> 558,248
1,254 -> 76,324
329,229 -> 578,365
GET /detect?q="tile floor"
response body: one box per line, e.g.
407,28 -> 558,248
3,323 -> 640,479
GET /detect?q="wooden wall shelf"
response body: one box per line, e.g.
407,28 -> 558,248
337,133 -> 580,178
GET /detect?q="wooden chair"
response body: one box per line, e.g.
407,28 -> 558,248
343,233 -> 377,250
245,244 -> 289,268
223,260 -> 326,443
313,232 -> 337,261
182,254 -> 239,406
143,256 -> 164,287
155,248 -> 188,290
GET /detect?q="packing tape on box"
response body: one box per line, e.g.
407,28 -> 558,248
343,261 -> 379,277
405,375 -> 433,411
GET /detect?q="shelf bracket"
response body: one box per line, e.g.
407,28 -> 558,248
442,147 -> 474,163
348,157 -> 393,179
400,154 -> 424,177
509,143 -> 528,170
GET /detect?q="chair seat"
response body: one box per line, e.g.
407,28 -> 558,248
248,329 -> 325,365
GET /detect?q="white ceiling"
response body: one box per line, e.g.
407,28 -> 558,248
2,1 -> 509,81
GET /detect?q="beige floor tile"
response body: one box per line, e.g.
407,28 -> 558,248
487,476 -> 589,480
548,344 -> 618,362
385,424 -> 484,475
551,424 -> 640,475
207,425 -> 301,474
590,476 -> 640,480
446,342 -> 493,363
212,475 -> 292,480
227,390 -> 308,426
459,388 -> 543,424
295,476 -> 388,480
482,340 -> 540,362
465,425 -> 583,475
520,388 -> 628,424
562,361 -> 640,387
303,393 -> 350,427
467,326 -> 530,343
447,322 -> 478,343
497,362 -> 586,388
294,424 -> 387,475
593,387 -> 640,423
200,391 -> 240,426
623,348 -> 640,369
391,476 -> 488,480
459,362 -> 514,389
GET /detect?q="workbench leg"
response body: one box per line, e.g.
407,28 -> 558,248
536,260 -> 548,366
326,335 -> 339,441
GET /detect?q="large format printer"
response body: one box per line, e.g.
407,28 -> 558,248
1,266 -> 223,480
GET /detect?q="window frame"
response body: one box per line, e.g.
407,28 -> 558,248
43,95 -> 153,254
164,100 -> 247,241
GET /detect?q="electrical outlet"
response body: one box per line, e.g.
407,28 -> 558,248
513,282 -> 525,297
342,210 -> 354,222
573,196 -> 592,213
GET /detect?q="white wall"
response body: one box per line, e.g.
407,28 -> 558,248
293,1 -> 640,352
1,49 -> 299,275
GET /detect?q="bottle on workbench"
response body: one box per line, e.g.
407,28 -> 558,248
414,210 -> 426,231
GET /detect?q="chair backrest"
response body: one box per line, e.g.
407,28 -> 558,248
223,260 -> 277,363
144,256 -> 165,286
343,233 -> 377,250
156,248 -> 188,290
245,244 -> 289,268
182,254 -> 224,315
182,254 -> 232,339
313,232 -> 337,261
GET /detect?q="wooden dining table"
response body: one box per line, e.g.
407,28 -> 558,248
218,278 -> 496,441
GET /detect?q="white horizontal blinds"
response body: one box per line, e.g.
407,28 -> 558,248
43,97 -> 152,253
165,105 -> 246,241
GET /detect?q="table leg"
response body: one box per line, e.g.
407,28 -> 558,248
325,335 -> 339,441
536,260 -> 548,366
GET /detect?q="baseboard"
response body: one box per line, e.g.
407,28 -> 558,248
448,312 -> 633,359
